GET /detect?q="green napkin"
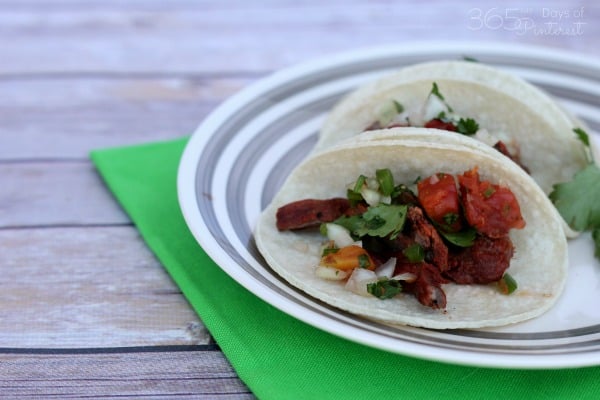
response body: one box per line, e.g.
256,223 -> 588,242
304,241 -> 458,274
91,137 -> 600,400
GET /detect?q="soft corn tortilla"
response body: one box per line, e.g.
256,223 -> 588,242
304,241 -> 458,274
315,60 -> 588,198
255,131 -> 568,329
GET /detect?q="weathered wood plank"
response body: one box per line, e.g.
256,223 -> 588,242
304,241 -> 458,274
0,161 -> 129,226
0,226 -> 208,348
1,0 -> 597,75
0,77 -> 254,159
0,349 -> 254,399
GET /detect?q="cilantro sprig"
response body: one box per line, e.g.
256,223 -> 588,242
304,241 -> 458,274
430,82 -> 454,113
333,204 -> 408,240
428,83 -> 480,136
549,128 -> 600,261
456,117 -> 479,136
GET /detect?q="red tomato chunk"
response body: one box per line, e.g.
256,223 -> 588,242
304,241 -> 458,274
417,172 -> 463,232
458,168 -> 526,238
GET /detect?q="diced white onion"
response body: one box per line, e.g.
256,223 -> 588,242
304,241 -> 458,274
315,266 -> 348,281
345,268 -> 378,297
324,223 -> 355,248
377,101 -> 397,127
427,173 -> 439,185
474,128 -> 497,146
389,112 -> 409,126
392,272 -> 418,283
361,187 -> 381,206
380,195 -> 391,205
407,109 -> 424,126
375,257 -> 397,278
422,94 -> 448,122
366,177 -> 379,191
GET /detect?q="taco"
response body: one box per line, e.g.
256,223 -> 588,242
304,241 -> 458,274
255,130 -> 568,329
315,60 -> 589,200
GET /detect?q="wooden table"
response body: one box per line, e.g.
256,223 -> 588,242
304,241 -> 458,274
2,1 -> 598,398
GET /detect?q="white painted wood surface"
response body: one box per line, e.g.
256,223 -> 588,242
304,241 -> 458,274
1,0 -> 597,397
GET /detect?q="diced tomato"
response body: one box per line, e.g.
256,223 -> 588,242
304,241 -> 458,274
458,168 -> 525,238
417,173 -> 463,232
320,245 -> 375,271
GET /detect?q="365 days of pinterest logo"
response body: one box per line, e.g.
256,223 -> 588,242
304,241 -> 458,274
467,7 -> 586,36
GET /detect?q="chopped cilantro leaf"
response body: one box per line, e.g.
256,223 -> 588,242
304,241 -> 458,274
574,127 -> 595,163
358,254 -> 371,269
319,223 -> 328,237
483,186 -> 495,198
347,174 -> 367,206
456,118 -> 479,135
378,100 -> 404,127
403,244 -> 425,262
462,56 -> 479,62
440,228 -> 477,247
346,188 -> 364,207
443,212 -> 459,227
549,164 -> 600,232
430,82 -> 445,101
376,168 -> 395,196
574,127 -> 590,147
321,247 -> 339,256
353,175 -> 367,193
498,273 -> 518,295
333,204 -> 408,240
436,111 -> 448,121
393,100 -> 405,113
367,278 -> 403,299
429,82 -> 453,113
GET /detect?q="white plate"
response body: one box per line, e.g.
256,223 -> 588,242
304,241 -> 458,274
177,42 -> 600,369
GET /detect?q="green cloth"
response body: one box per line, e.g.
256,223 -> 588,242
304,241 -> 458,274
91,137 -> 600,400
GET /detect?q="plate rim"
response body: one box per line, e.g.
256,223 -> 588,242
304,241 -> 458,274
177,41 -> 600,369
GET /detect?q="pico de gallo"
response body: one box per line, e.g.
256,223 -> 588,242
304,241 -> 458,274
275,167 -> 524,309
364,82 -> 529,173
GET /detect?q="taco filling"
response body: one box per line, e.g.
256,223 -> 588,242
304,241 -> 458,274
363,82 -> 530,172
276,167 -> 524,310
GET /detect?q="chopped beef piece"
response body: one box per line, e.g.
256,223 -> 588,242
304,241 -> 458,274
406,207 -> 449,271
444,235 -> 514,284
276,198 -> 364,230
493,140 -> 530,173
394,259 -> 448,309
391,185 -> 420,206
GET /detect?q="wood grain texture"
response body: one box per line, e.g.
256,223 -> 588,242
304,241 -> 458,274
0,226 -> 208,348
2,0 -> 598,75
0,348 -> 252,399
0,77 -> 254,159
0,161 -> 129,226
1,0 -> 597,397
